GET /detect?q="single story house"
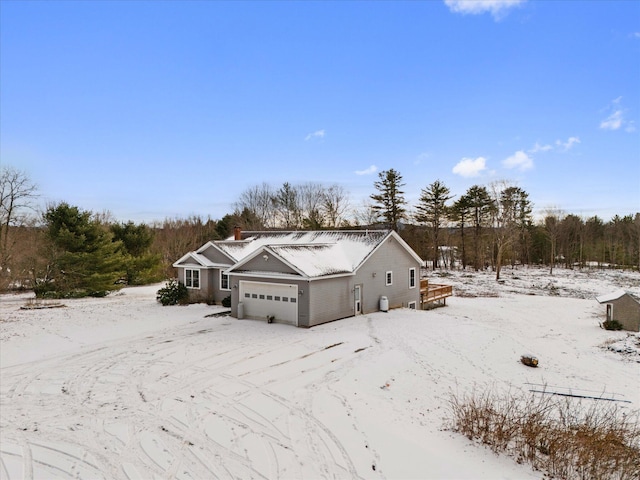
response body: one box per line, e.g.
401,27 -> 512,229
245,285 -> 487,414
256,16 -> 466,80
595,289 -> 640,332
173,229 -> 425,327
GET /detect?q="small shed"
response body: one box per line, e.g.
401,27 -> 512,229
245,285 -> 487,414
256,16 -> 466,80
595,289 -> 640,332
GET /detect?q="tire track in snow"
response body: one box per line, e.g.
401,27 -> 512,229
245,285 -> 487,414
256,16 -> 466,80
1,318 -> 373,479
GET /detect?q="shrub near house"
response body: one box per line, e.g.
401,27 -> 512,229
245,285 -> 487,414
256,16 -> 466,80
156,279 -> 189,306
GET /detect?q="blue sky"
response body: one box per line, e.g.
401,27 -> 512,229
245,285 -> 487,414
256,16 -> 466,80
2,0 -> 639,223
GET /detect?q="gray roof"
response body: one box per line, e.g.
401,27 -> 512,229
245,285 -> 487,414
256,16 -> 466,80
596,289 -> 627,303
175,230 -> 423,279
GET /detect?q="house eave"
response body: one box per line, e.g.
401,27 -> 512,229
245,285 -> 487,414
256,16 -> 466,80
228,270 -> 355,282
229,271 -> 308,281
595,289 -> 628,304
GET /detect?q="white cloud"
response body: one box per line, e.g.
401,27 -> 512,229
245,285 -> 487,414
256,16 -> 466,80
529,142 -> 553,153
444,0 -> 525,19
452,157 -> 487,177
305,129 -> 325,141
600,110 -> 624,130
355,165 -> 378,176
503,150 -> 534,171
599,97 -> 635,132
555,136 -> 581,151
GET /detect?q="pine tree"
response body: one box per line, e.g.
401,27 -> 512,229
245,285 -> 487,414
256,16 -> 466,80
465,185 -> 493,271
449,195 -> 471,270
111,221 -> 162,285
370,169 -> 407,231
39,203 -> 126,296
415,180 -> 452,269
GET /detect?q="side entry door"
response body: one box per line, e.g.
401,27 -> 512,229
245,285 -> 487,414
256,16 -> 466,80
354,284 -> 362,315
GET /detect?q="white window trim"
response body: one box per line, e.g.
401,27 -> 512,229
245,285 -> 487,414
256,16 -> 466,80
409,267 -> 416,289
220,271 -> 230,291
185,268 -> 200,289
386,271 -> 393,286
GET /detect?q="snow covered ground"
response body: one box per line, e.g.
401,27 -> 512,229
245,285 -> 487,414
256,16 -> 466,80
1,267 -> 638,479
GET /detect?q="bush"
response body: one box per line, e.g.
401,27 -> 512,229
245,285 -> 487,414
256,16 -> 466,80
221,295 -> 231,308
602,319 -> 623,331
447,387 -> 640,480
34,280 -> 107,299
156,279 -> 189,306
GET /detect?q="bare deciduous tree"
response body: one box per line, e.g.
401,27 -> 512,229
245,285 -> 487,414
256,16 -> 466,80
298,182 -> 326,229
542,207 -> 565,275
234,183 -> 277,228
273,182 -> 302,229
0,166 -> 39,281
322,184 -> 350,228
352,200 -> 379,227
234,181 -> 351,230
489,181 -> 532,280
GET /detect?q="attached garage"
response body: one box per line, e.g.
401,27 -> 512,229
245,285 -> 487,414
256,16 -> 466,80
175,230 -> 425,328
239,281 -> 299,326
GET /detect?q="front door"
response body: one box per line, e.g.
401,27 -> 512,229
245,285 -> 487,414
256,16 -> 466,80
354,284 -> 362,315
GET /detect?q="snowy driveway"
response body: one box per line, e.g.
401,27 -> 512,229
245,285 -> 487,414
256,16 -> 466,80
1,276 -> 637,479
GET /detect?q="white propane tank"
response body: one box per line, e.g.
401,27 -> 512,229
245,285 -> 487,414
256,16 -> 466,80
379,296 -> 389,312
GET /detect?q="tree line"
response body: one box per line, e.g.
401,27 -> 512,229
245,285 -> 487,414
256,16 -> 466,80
368,169 -> 639,279
1,165 -> 638,296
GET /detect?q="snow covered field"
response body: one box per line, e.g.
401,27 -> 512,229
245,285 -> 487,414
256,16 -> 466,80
1,267 -> 638,480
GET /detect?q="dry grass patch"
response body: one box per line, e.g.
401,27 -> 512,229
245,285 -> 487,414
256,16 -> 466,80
447,387 -> 640,480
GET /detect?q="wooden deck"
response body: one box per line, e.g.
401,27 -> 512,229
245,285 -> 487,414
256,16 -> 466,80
420,279 -> 453,308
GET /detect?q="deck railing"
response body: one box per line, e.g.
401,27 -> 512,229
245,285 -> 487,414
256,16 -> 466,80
420,279 -> 453,307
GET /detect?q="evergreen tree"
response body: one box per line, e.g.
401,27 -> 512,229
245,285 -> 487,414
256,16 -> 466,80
370,169 -> 407,231
111,221 -> 162,285
450,195 -> 471,270
465,185 -> 493,270
39,203 -> 126,296
216,208 -> 262,238
415,180 -> 452,269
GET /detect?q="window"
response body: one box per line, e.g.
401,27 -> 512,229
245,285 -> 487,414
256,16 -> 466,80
408,301 -> 416,309
185,268 -> 200,289
220,272 -> 230,291
409,268 -> 416,288
386,271 -> 393,286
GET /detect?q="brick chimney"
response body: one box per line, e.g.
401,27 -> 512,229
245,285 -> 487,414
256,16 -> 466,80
233,226 -> 242,241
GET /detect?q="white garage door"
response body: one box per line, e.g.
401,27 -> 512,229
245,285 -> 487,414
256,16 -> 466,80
239,281 -> 298,326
